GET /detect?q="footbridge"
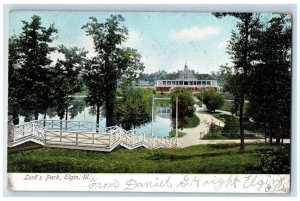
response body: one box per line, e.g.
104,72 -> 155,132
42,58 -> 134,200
8,120 -> 177,152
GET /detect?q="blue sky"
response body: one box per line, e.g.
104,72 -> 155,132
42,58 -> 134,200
9,11 -> 240,74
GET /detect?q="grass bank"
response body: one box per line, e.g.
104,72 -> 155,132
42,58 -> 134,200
210,112 -> 230,123
221,101 -> 234,112
184,114 -> 200,128
202,132 -> 263,140
8,143 -> 287,174
168,130 -> 185,138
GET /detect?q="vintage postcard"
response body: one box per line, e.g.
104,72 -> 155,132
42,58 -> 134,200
6,10 -> 292,193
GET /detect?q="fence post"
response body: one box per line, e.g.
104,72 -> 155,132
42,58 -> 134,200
32,122 -> 35,137
76,132 -> 78,145
109,133 -> 112,147
143,132 -> 145,144
44,131 -> 47,145
22,125 -> 25,136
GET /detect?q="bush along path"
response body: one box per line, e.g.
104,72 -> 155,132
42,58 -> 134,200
178,102 -> 290,148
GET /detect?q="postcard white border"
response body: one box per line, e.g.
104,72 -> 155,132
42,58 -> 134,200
1,2 -> 298,197
8,173 -> 290,193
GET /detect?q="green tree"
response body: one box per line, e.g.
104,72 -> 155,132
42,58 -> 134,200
82,15 -> 144,127
248,14 -> 291,145
222,116 -> 240,137
202,89 -> 224,112
213,13 -> 261,151
52,45 -> 87,120
8,36 -> 23,124
170,88 -> 194,118
82,57 -> 105,130
116,88 -> 151,130
17,15 -> 58,120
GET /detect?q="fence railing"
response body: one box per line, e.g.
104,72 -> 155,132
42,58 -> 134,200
8,120 -> 177,151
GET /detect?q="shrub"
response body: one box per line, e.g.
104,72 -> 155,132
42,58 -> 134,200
222,116 -> 239,137
170,88 -> 194,118
201,123 -> 223,140
202,89 -> 224,112
209,123 -> 222,134
260,146 -> 290,174
185,114 -> 200,128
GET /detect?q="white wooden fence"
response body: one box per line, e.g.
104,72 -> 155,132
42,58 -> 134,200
8,120 -> 177,152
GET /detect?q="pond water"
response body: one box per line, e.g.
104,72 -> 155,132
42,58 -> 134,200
18,97 -> 173,137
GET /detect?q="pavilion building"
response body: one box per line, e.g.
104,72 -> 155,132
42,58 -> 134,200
155,63 -> 219,93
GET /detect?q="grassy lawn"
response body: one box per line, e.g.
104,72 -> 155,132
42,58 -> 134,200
210,112 -> 231,122
154,93 -> 171,98
168,130 -> 185,138
8,143 -> 287,174
184,114 -> 200,128
221,101 -> 234,112
202,132 -> 263,140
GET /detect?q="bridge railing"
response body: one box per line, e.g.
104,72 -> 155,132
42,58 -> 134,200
44,130 -> 111,148
9,120 -> 178,150
38,120 -> 105,132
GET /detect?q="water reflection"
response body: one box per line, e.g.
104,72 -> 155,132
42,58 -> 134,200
18,97 -> 172,137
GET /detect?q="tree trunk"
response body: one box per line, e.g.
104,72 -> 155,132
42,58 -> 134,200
96,104 -> 100,133
65,106 -> 68,130
105,88 -> 117,127
34,111 -> 39,120
276,126 -> 281,145
65,106 -> 68,121
239,15 -> 250,152
264,128 -> 267,143
59,116 -> 63,131
43,110 -> 47,128
269,128 -> 273,145
239,95 -> 245,151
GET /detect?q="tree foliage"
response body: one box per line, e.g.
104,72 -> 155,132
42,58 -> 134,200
116,88 -> 151,130
221,116 -> 240,136
170,88 -> 194,118
215,13 -> 292,146
247,14 -> 292,145
82,15 -> 144,127
8,36 -> 23,124
202,89 -> 224,112
52,45 -> 87,120
9,15 -> 58,121
213,12 -> 262,150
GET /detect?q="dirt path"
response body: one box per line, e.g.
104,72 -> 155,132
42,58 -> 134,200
177,101 -> 290,147
178,103 -> 225,148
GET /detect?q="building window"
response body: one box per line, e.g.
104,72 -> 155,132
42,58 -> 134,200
167,81 -> 171,85
197,81 -> 201,85
184,81 -> 188,85
163,81 -> 166,86
190,81 -> 193,85
207,81 -> 211,86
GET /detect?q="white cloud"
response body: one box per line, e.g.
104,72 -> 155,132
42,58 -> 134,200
217,40 -> 229,49
48,51 -> 64,66
141,55 -> 161,73
123,30 -> 141,48
170,26 -> 219,42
